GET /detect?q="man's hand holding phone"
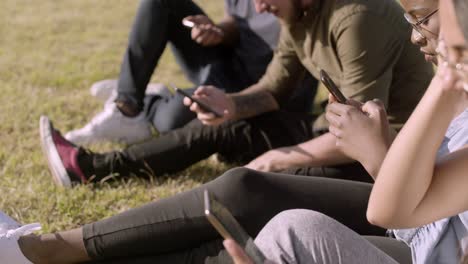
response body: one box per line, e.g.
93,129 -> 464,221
183,85 -> 234,126
183,15 -> 224,46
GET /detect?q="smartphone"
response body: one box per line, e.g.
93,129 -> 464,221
204,190 -> 266,263
171,84 -> 223,118
182,18 -> 195,28
319,69 -> 347,104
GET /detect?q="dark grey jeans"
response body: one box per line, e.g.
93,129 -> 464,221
83,167 -> 384,263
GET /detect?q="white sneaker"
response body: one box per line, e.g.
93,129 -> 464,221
0,211 -> 41,264
70,80 -> 171,145
90,79 -> 118,103
90,79 -> 171,103
64,103 -> 153,145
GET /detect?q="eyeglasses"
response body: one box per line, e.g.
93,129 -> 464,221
436,39 -> 468,76
404,9 -> 438,40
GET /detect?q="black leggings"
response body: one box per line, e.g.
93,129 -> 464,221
83,168 -> 382,263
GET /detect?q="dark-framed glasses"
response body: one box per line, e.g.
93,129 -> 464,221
404,9 -> 438,39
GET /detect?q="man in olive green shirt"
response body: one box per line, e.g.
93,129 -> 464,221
186,0 -> 433,172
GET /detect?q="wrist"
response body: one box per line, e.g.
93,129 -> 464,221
427,81 -> 465,118
226,95 -> 237,120
216,21 -> 238,45
362,143 -> 388,178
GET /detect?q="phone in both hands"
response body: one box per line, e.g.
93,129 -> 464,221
169,84 -> 224,118
204,190 -> 266,264
319,69 -> 348,104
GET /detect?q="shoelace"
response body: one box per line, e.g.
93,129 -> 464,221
0,223 -> 41,240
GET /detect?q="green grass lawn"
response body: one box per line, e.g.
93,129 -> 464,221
0,0 -> 233,233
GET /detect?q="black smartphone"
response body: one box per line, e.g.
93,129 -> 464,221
170,84 -> 224,118
319,69 -> 347,104
204,190 -> 265,264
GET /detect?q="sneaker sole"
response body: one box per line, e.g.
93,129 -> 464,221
39,116 -> 72,188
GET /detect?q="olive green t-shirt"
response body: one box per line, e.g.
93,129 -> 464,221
258,0 -> 434,131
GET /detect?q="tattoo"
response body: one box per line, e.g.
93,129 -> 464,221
231,91 -> 278,119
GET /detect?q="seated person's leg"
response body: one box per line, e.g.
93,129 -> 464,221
116,0 -> 225,115
216,111 -> 316,164
67,0 -> 232,143
149,88 -> 197,133
147,58 -> 254,133
64,83 -> 171,145
11,168 -> 383,262
364,236 -> 412,264
114,112 -> 313,177
280,162 -> 373,183
80,169 -> 384,260
41,111 -> 315,184
254,209 -> 408,264
83,239 -> 227,264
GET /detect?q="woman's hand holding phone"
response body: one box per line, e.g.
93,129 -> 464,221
223,239 -> 255,264
326,95 -> 392,177
183,15 -> 224,46
183,85 -> 234,126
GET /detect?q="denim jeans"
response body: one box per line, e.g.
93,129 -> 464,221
83,168 -> 384,263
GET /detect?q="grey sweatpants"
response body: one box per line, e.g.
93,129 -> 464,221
255,210 -> 412,264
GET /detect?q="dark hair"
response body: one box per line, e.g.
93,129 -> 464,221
453,0 -> 468,42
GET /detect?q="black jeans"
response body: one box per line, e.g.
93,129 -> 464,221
81,111 -> 317,180
117,0 -> 229,109
83,168 -> 382,263
116,0 -> 317,133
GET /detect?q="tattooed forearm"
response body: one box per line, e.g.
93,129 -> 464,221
230,91 -> 279,120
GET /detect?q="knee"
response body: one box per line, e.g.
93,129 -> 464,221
140,0 -> 163,10
152,96 -> 196,133
212,167 -> 253,189
141,0 -> 188,10
207,167 -> 262,197
262,209 -> 339,239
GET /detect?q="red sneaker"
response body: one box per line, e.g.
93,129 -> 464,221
39,116 -> 87,187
